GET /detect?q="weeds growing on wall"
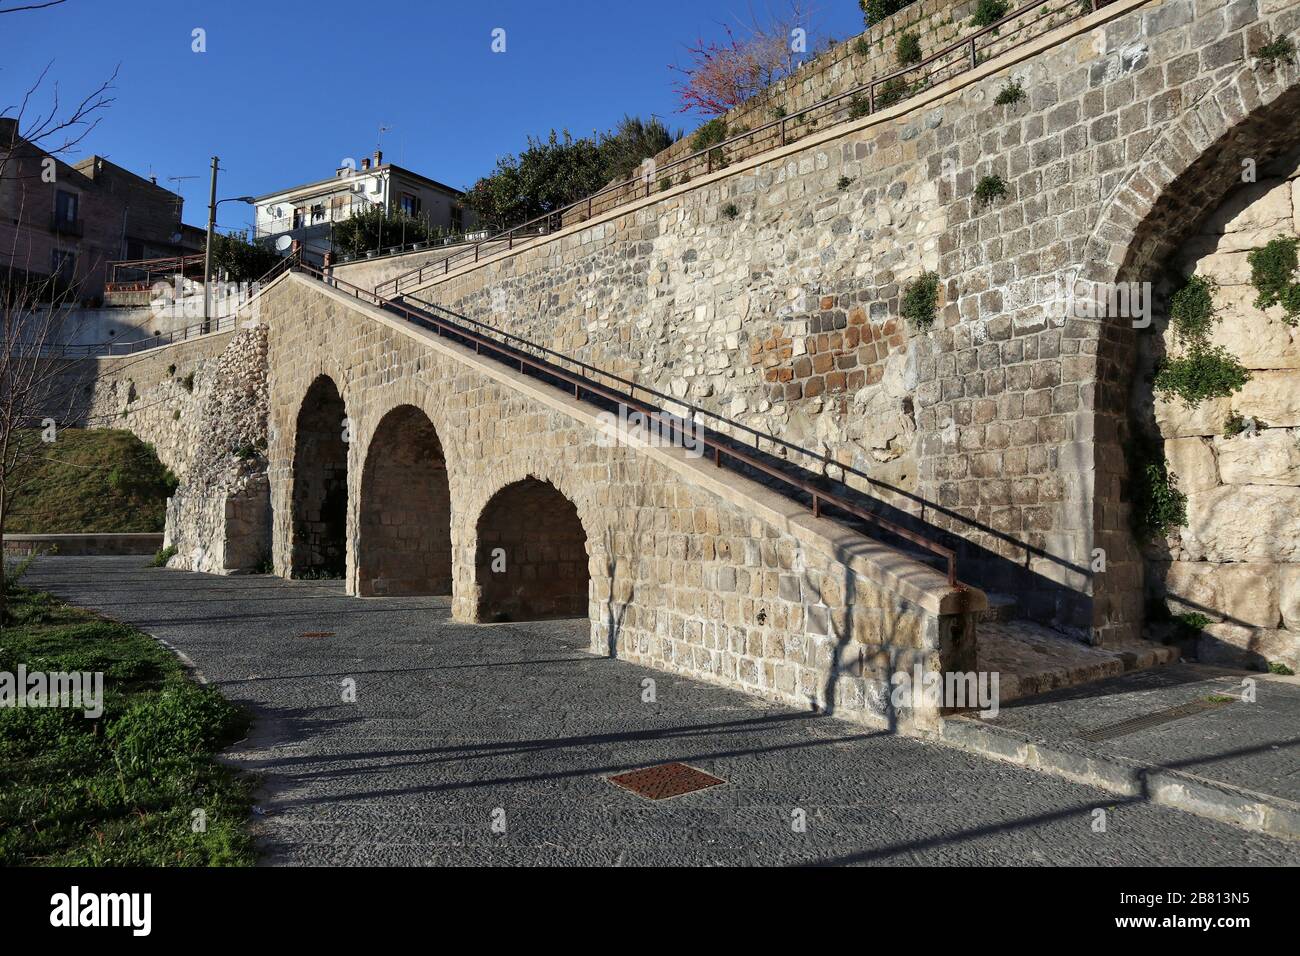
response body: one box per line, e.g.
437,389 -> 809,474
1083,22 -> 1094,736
901,272 -> 940,329
848,94 -> 870,119
860,0 -> 915,27
994,79 -> 1025,105
1131,447 -> 1188,541
837,175 -> 856,191
721,202 -> 740,220
971,0 -> 1009,29
1153,345 -> 1251,408
1168,274 -> 1220,344
150,544 -> 178,568
1247,235 -> 1300,325
974,174 -> 1008,205
1224,411 -> 1269,437
1254,34 -> 1296,67
896,31 -> 922,66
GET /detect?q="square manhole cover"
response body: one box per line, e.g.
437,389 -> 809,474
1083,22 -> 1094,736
607,762 -> 725,800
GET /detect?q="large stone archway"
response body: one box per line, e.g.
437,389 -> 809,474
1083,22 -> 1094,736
290,374 -> 349,577
355,404 -> 453,596
1085,68 -> 1300,646
473,477 -> 591,622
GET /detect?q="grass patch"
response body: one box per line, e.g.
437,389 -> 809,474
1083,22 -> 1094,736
6,429 -> 177,534
1269,661 -> 1296,676
0,584 -> 254,865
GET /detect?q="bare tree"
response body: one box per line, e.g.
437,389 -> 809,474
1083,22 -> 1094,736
1,0 -> 116,620
670,1 -> 823,116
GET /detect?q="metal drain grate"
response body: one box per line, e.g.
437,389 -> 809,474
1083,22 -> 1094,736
607,762 -> 725,800
1075,697 -> 1233,743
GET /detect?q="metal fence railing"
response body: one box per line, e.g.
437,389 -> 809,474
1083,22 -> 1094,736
375,0 -> 1111,299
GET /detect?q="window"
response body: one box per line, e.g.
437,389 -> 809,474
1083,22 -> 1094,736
399,193 -> 420,216
292,207 -> 305,229
52,249 -> 76,284
311,203 -> 324,223
55,190 -> 78,223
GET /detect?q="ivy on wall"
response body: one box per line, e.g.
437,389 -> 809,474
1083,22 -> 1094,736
1247,235 -> 1300,325
1152,273 -> 1251,408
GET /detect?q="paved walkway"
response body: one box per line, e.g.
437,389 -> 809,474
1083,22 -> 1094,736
24,557 -> 1296,866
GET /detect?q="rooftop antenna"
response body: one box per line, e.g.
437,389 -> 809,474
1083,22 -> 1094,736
377,124 -> 393,153
166,174 -> 198,217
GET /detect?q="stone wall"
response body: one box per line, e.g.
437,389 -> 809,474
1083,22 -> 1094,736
162,323 -> 271,574
406,0 -> 1300,646
265,274 -> 981,727
1141,148 -> 1300,670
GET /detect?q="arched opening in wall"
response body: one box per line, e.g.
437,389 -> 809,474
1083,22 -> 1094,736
1095,83 -> 1300,652
356,405 -> 452,596
290,375 -> 348,578
475,478 -> 590,622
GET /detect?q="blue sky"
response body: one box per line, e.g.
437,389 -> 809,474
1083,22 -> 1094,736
1,0 -> 866,233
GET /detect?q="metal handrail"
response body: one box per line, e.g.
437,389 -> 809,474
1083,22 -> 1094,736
300,261 -> 962,589
375,0 -> 1110,299
36,252 -> 299,357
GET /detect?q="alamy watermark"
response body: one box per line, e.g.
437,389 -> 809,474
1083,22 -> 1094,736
1006,269 -> 1152,328
594,403 -> 705,457
0,666 -> 103,718
890,665 -> 1000,718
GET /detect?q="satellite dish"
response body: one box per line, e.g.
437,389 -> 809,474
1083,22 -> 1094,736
275,235 -> 293,252
170,231 -> 183,243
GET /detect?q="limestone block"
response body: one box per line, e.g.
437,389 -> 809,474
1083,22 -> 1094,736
1280,565 -> 1300,631
1214,429 -> 1300,485
1160,561 -> 1279,627
1179,485 -> 1300,563
1197,622 -> 1298,672
1201,179 -> 1293,236
1154,393 -> 1232,437
1163,436 -> 1219,493
1231,370 -> 1300,427
1208,285 -> 1300,369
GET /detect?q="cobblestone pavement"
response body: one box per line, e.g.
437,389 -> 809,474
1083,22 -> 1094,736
24,557 -> 1295,866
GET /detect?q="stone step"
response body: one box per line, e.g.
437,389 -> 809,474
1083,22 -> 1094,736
976,592 -> 1019,623
976,619 -> 1180,705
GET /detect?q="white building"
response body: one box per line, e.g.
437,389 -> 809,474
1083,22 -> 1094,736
253,149 -> 469,262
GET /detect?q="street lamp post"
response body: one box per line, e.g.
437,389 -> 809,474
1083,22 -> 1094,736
200,158 -> 254,332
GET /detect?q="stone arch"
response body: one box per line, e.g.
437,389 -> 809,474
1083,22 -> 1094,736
473,477 -> 592,622
290,374 -> 349,577
1085,64 -> 1300,642
355,404 -> 453,596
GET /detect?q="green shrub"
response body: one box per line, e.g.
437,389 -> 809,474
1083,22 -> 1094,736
896,31 -> 922,66
971,0 -> 1009,28
1269,661 -> 1296,675
1132,453 -> 1187,541
994,79 -> 1025,105
150,544 -> 178,568
167,363 -> 176,377
721,202 -> 740,220
848,94 -> 871,119
974,174 -> 1008,205
1247,236 -> 1300,325
772,105 -> 788,119
876,77 -> 910,108
837,175 -> 856,191
1174,611 -> 1211,638
1223,411 -> 1268,437
1153,345 -> 1250,408
691,118 -> 728,152
1168,274 -> 1219,344
1254,34 -> 1296,66
853,37 -> 871,56
901,271 -> 941,329
180,371 -> 195,393
859,0 -> 914,26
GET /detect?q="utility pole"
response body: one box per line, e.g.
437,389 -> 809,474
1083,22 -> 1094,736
203,155 -> 218,332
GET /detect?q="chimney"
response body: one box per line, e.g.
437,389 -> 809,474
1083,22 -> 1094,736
361,157 -> 370,171
374,149 -> 383,167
